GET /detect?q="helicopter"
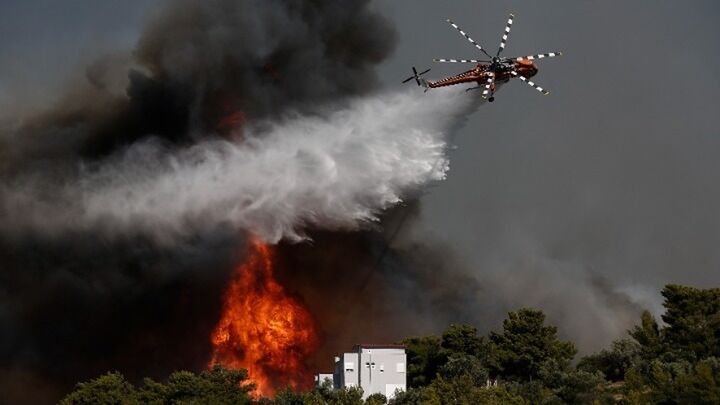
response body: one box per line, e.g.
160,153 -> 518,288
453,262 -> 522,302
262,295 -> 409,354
403,13 -> 562,102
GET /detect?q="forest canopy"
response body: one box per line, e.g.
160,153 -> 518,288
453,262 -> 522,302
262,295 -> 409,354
60,284 -> 720,404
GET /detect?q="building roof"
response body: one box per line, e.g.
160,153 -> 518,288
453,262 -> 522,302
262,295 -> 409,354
352,343 -> 405,350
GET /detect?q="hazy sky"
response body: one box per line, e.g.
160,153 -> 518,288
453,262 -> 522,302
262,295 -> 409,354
377,2 -> 720,280
2,0 -> 720,351
0,0 -> 156,112
375,1 -> 720,345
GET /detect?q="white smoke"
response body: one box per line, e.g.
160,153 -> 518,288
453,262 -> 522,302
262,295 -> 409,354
2,89 -> 476,243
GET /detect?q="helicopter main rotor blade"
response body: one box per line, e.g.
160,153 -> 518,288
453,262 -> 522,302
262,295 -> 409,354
433,58 -> 488,63
513,52 -> 562,61
446,19 -> 493,59
511,71 -> 549,95
481,72 -> 495,99
497,13 -> 515,56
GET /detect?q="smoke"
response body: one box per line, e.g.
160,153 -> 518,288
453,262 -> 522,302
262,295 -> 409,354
0,0 -> 396,170
2,3 -> 671,404
0,1 -> 489,403
274,222 -> 493,374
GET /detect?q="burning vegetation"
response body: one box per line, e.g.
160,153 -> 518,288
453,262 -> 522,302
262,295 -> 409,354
209,240 -> 319,397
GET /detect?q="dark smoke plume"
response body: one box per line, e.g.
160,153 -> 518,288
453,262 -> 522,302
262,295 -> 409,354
1,0 -> 396,170
0,1 -> 404,403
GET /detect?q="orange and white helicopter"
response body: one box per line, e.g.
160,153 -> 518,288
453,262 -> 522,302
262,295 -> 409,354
403,13 -> 562,102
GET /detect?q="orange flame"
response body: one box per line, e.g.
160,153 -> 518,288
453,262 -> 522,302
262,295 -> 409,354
209,239 -> 319,397
217,110 -> 245,130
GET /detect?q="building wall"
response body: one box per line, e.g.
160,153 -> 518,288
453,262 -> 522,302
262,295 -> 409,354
356,347 -> 406,399
335,352 -> 359,388
326,345 -> 407,399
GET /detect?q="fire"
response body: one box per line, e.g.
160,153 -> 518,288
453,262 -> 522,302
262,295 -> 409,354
218,110 -> 245,131
209,239 -> 319,397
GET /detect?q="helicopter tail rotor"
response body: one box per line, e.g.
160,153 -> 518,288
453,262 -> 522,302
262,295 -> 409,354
402,67 -> 431,86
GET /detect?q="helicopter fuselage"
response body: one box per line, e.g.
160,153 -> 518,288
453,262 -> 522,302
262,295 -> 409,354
427,59 -> 537,89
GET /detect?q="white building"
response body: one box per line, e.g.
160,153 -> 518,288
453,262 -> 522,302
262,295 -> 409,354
316,344 -> 407,400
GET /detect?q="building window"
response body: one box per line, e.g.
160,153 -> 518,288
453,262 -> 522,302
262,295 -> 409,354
396,363 -> 406,373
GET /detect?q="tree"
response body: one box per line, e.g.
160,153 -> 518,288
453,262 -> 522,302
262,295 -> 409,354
136,377 -> 168,404
537,359 -> 609,404
489,308 -> 577,381
402,323 -> 497,390
326,385 -> 364,405
400,335 -> 444,387
281,380 -> 365,405
624,357 -> 720,405
365,393 -> 387,405
59,372 -> 139,405
391,375 -> 526,405
620,285 -> 720,402
441,324 -> 486,358
61,366 -> 254,405
675,357 -> 720,404
146,365 -> 254,404
553,369 -> 609,405
438,353 -> 489,386
630,310 -> 661,347
660,284 -> 720,359
577,338 -> 641,381
504,380 -> 559,405
271,387 -> 305,405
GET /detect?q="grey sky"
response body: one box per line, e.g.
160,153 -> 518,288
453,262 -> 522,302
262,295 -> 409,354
0,0 -> 156,112
388,1 -> 720,277
2,0 -> 720,352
